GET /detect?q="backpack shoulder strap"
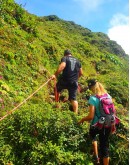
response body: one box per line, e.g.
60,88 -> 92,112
93,95 -> 102,119
96,93 -> 108,100
95,93 -> 109,117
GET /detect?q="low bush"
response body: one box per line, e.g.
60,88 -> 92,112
0,102 -> 128,165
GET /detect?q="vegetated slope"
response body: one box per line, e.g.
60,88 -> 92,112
0,0 -> 129,164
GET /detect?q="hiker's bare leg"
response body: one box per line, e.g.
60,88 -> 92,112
92,141 -> 98,157
103,157 -> 109,165
70,100 -> 78,114
92,141 -> 100,163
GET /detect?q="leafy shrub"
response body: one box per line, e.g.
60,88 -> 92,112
0,104 -> 92,164
0,102 -> 128,164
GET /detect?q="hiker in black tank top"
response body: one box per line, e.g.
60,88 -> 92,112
51,49 -> 83,114
61,56 -> 81,82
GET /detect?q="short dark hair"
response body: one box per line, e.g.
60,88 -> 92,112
64,49 -> 71,56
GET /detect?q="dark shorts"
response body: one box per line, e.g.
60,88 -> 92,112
89,126 -> 111,158
56,79 -> 78,100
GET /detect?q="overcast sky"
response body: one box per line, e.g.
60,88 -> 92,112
15,0 -> 129,55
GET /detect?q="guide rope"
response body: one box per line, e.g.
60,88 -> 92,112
0,78 -> 52,122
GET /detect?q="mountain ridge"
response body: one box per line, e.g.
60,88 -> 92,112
42,15 -> 127,57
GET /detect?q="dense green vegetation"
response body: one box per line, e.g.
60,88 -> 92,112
0,0 -> 129,164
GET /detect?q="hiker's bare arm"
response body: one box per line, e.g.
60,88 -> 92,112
78,105 -> 95,124
78,68 -> 83,78
55,62 -> 66,76
51,62 -> 66,79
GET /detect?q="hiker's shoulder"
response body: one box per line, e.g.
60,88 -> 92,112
61,56 -> 67,62
88,95 -> 99,104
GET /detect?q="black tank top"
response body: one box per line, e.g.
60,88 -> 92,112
61,56 -> 81,82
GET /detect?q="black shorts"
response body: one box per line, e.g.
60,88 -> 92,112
56,79 -> 78,101
89,126 -> 111,158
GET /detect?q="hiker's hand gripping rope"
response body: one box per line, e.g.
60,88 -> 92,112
51,74 -> 56,80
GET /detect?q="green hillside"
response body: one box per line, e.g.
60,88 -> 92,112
0,0 -> 129,164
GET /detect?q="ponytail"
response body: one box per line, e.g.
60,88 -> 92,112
92,82 -> 107,95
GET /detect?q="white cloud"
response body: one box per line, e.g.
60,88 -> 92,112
107,14 -> 129,55
72,0 -> 105,11
109,13 -> 129,26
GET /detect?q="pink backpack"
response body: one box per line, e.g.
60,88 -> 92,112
94,94 -> 120,132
